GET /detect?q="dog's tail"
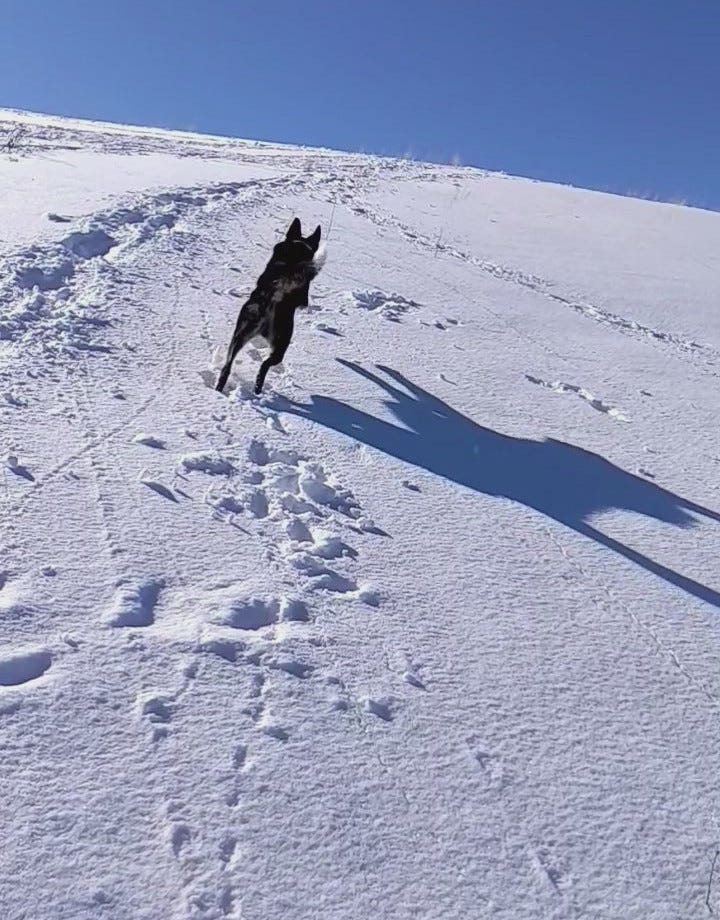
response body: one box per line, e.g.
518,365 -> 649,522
295,246 -> 326,285
310,244 -> 327,277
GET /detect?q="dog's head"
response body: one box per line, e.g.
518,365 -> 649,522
272,218 -> 322,268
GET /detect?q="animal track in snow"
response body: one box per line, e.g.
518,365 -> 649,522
213,596 -> 279,632
198,636 -> 247,665
0,647 -> 52,687
219,835 -> 239,866
356,587 -> 381,607
325,676 -> 353,713
180,451 -> 236,476
3,453 -> 34,482
306,533 -> 358,561
261,724 -> 289,741
62,229 -> 117,260
530,840 -> 568,894
139,475 -> 178,503
466,739 -> 511,791
206,484 -> 267,523
197,582 -> 286,635
2,389 -> 25,408
273,479 -> 380,604
0,573 -> 36,619
247,438 -> 270,465
525,374 -> 629,421
199,368 -> 218,390
1,174 -> 297,357
137,692 -> 173,726
420,315 -> 463,332
267,657 -> 314,680
297,463 -> 361,517
361,695 -> 394,722
238,667 -> 290,742
197,432 -> 388,747
277,492 -> 317,516
170,822 -> 192,858
285,517 -> 357,558
314,322 -> 343,337
403,671 -> 427,690
105,578 -> 163,627
285,517 -> 313,542
132,432 -> 166,449
287,550 -> 379,606
237,438 -> 386,607
280,597 -> 310,622
348,198 -> 709,360
247,438 -> 300,468
210,495 -> 244,516
162,791 -> 241,917
224,744 -> 250,808
206,440 -> 371,538
232,743 -> 248,771
350,289 -> 421,323
290,554 -> 358,593
197,591 -> 308,663
136,658 -> 198,740
247,488 -> 270,518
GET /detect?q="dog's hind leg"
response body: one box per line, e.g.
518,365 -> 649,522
216,311 -> 257,393
254,343 -> 289,395
254,318 -> 294,395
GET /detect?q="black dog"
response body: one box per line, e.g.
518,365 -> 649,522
216,218 -> 324,395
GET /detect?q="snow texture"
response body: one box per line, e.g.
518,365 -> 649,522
1,108 -> 720,920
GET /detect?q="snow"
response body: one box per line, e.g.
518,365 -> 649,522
1,108 -> 720,919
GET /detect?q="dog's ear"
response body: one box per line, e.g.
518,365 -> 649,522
307,225 -> 321,252
286,217 -> 302,240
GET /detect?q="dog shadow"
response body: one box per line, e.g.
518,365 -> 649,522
282,359 -> 720,609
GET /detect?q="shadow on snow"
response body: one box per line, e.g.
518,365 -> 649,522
281,359 -> 720,609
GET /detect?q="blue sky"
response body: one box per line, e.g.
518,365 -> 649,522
1,0 -> 718,208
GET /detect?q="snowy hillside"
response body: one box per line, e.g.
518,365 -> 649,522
1,109 -> 720,920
